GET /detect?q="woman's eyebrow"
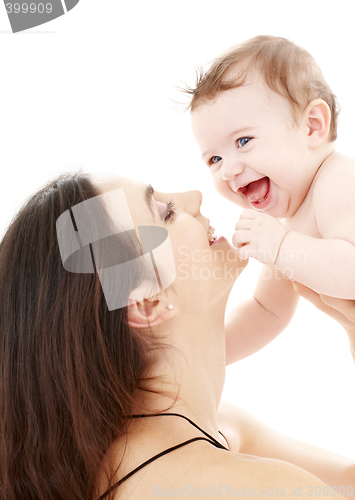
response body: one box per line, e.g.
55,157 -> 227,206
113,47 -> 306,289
145,184 -> 157,221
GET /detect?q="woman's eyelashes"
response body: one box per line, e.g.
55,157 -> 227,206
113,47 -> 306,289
164,200 -> 175,222
155,198 -> 176,222
207,137 -> 253,166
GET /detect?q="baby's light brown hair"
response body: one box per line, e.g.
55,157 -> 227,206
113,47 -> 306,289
185,35 -> 338,142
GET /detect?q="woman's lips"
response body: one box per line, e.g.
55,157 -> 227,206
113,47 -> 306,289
210,235 -> 226,246
208,225 -> 227,246
208,224 -> 217,245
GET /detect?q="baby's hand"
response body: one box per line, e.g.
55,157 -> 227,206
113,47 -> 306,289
232,209 -> 289,265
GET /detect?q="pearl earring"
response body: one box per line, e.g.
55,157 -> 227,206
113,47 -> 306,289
166,304 -> 174,310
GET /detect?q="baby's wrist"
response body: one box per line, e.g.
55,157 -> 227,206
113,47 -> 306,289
273,230 -> 290,266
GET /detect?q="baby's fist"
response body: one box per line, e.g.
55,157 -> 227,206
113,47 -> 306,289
232,209 -> 289,265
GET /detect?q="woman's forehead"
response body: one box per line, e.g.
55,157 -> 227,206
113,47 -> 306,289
94,175 -> 153,225
94,174 -> 144,196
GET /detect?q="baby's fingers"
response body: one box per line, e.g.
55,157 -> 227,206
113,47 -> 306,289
237,244 -> 253,261
239,209 -> 257,220
232,230 -> 250,248
235,219 -> 253,231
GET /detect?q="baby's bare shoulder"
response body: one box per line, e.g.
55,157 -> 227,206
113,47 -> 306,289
313,151 -> 355,236
315,151 -> 355,191
313,152 -> 355,207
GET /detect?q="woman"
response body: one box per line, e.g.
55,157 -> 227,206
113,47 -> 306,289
0,171 -> 353,500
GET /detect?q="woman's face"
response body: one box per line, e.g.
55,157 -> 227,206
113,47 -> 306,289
96,175 -> 247,310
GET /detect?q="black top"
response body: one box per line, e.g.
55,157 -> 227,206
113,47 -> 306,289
97,412 -> 229,499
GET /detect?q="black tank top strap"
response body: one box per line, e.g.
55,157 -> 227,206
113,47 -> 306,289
97,436 -> 223,500
97,413 -> 228,500
130,412 -> 228,450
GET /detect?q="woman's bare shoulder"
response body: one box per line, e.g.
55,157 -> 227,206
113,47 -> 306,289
157,440 -> 345,500
109,439 -> 342,500
102,404 -> 346,500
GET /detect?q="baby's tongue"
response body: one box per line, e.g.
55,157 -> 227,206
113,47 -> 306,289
245,177 -> 269,203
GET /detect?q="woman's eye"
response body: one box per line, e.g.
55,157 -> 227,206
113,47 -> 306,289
238,137 -> 252,148
164,200 -> 175,222
209,156 -> 222,166
155,199 -> 175,222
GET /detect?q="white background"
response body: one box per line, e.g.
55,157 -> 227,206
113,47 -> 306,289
0,0 -> 354,458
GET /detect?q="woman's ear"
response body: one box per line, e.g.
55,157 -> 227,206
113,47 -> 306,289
127,297 -> 176,328
304,99 -> 331,147
127,282 -> 176,328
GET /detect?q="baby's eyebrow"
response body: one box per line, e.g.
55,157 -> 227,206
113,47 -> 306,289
201,126 -> 254,158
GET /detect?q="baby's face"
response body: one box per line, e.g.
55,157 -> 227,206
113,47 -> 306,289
191,77 -> 314,218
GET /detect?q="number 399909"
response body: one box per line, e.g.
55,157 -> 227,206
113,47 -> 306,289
5,3 -> 53,14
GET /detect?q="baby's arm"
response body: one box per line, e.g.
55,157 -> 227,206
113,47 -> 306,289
225,265 -> 299,364
274,232 -> 355,298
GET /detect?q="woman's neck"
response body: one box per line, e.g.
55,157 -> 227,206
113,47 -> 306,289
134,304 -> 227,437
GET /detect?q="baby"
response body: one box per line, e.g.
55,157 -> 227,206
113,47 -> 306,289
188,35 -> 355,363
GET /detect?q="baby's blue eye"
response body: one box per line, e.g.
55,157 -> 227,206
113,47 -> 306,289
238,137 -> 252,147
210,156 -> 222,165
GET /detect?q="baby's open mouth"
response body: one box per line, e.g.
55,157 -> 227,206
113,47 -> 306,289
238,177 -> 270,205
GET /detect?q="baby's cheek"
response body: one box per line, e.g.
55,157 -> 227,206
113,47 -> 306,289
217,184 -> 249,209
213,177 -> 231,198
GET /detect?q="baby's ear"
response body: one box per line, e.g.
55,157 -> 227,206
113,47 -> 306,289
304,99 -> 331,147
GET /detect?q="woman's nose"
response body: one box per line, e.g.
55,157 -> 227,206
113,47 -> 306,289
221,159 -> 245,181
175,190 -> 202,216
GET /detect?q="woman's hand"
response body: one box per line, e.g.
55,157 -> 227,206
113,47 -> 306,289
292,282 -> 355,363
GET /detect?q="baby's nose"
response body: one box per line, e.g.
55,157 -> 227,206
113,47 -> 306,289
221,159 -> 245,181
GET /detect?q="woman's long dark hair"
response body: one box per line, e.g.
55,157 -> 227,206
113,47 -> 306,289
0,172 -> 159,499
